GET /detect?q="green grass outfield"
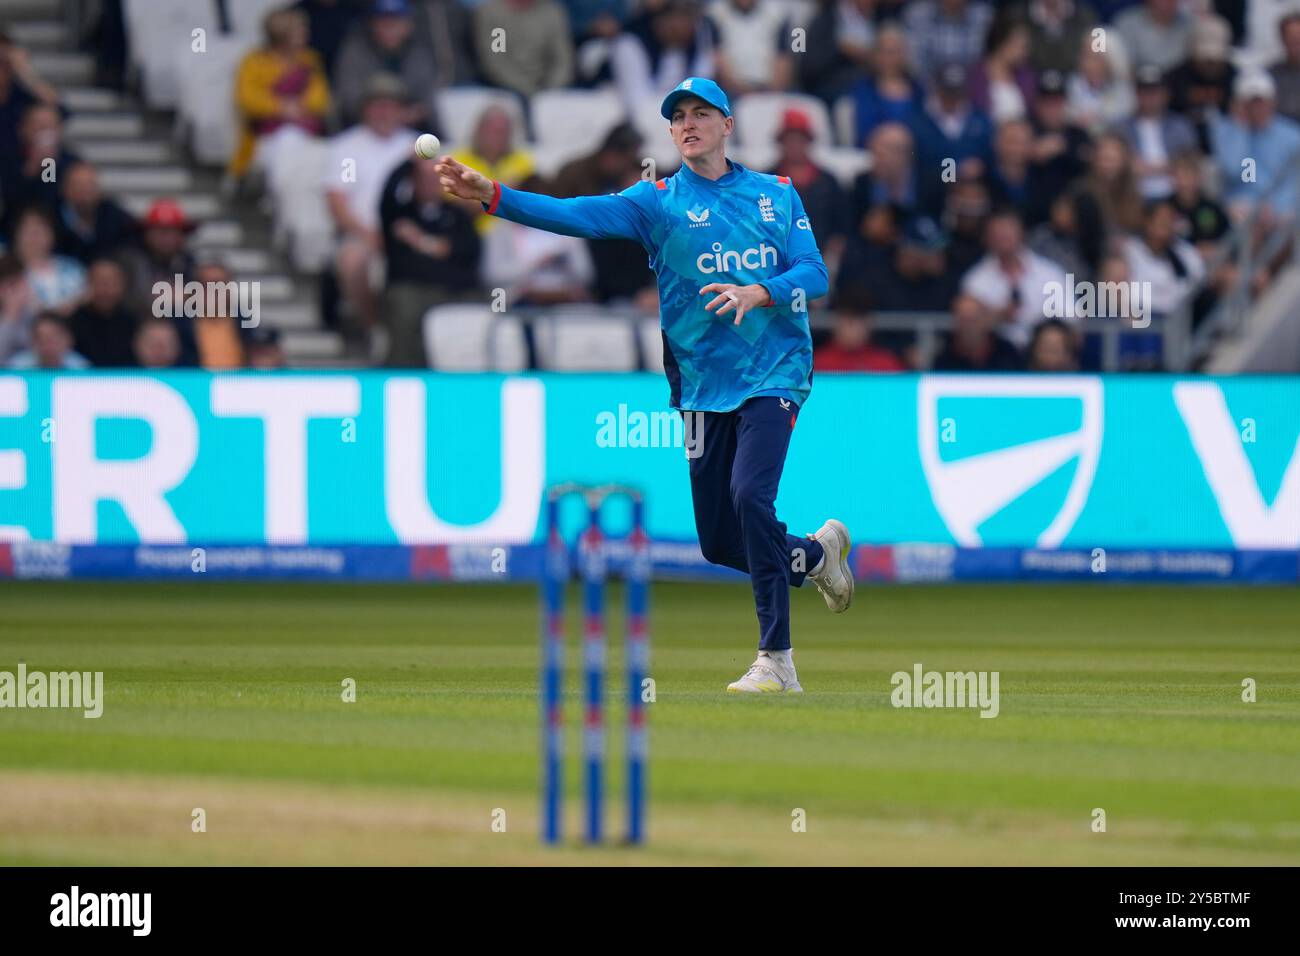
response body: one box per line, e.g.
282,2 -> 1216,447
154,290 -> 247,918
1,580 -> 1298,866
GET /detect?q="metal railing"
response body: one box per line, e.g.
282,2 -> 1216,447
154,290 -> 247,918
496,303 -> 1178,373
1184,162 -> 1300,369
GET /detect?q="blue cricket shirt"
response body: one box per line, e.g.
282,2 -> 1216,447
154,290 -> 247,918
484,160 -> 829,412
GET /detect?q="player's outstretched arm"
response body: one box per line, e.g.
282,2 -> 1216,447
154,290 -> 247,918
434,156 -> 495,205
435,156 -> 654,245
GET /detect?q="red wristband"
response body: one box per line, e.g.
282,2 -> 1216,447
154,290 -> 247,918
485,180 -> 502,215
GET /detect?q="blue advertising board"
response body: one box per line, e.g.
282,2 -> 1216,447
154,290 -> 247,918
0,372 -> 1296,580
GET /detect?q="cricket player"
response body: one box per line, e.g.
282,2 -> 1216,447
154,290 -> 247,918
434,78 -> 854,693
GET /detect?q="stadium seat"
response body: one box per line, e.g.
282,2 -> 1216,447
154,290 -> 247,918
422,305 -> 528,371
731,142 -> 778,174
434,87 -> 528,149
814,146 -> 872,189
527,143 -> 576,180
832,95 -> 857,148
176,33 -> 258,166
530,88 -> 626,171
638,318 -> 664,372
732,93 -> 834,150
124,0 -> 219,109
533,309 -> 639,371
265,136 -> 335,273
630,98 -> 681,177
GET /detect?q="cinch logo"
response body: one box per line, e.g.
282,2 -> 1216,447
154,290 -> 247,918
696,242 -> 778,274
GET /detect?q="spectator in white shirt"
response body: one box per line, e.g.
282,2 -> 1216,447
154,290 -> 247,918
1067,31 -> 1135,135
323,72 -> 418,344
709,0 -> 792,95
1123,197 -> 1204,315
960,207 -> 1072,349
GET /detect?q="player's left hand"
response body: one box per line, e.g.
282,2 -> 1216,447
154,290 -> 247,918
700,283 -> 772,325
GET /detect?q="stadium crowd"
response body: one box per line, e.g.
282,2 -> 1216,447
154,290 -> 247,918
1,0 -> 1298,372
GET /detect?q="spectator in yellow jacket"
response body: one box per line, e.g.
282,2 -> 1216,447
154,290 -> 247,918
230,7 -> 331,180
450,104 -> 535,233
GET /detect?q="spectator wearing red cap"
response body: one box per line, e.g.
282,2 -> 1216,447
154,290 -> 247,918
120,198 -> 200,364
765,108 -> 846,263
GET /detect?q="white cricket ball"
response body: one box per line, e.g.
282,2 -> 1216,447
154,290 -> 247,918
414,133 -> 441,160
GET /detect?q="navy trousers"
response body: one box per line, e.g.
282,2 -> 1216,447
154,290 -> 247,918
686,397 -> 824,651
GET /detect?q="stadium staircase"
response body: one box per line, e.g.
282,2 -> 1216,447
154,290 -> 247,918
2,0 -> 344,366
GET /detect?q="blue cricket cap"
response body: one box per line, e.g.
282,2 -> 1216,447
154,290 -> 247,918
660,77 -> 732,120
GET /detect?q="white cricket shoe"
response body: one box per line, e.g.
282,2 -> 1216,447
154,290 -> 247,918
726,651 -> 803,694
806,518 -> 854,613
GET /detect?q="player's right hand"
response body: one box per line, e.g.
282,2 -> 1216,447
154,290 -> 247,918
434,157 -> 494,205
